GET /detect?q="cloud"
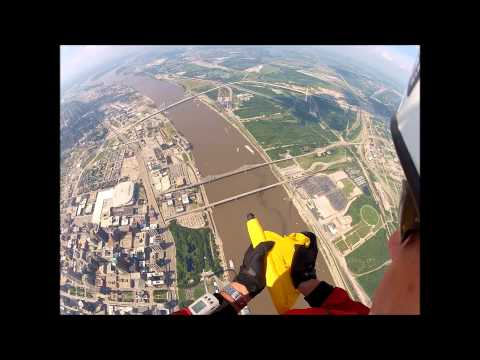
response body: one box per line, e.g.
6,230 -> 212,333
381,51 -> 394,62
61,45 -> 147,83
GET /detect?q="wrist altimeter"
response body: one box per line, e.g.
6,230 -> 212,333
187,293 -> 220,315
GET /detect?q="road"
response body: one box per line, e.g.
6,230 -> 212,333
61,290 -> 157,307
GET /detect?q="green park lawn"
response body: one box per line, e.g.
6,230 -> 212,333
356,265 -> 389,298
193,283 -> 206,299
153,290 -> 169,303
245,117 -> 332,156
276,159 -> 296,168
361,205 -> 380,226
341,178 -> 355,198
345,228 -> 389,274
234,95 -> 282,118
345,232 -> 361,248
335,240 -> 349,253
346,194 -> 381,226
169,221 -> 222,289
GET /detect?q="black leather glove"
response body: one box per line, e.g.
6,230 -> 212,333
234,241 -> 274,298
291,231 -> 318,288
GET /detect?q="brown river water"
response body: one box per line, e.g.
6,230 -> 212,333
106,73 -> 333,313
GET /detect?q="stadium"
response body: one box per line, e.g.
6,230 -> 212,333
112,181 -> 136,208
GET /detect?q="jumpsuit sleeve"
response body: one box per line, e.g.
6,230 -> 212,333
285,281 -> 370,315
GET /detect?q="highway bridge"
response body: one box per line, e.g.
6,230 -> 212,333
164,169 -> 324,221
108,78 -> 342,142
115,81 -> 241,136
160,140 -> 362,196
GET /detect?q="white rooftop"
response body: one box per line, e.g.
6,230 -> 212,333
112,181 -> 135,208
91,188 -> 114,225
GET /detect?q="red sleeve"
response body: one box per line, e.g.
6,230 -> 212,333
172,308 -> 192,315
285,288 -> 370,315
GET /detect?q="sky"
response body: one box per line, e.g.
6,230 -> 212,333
61,45 -> 150,86
61,45 -> 419,89
311,45 -> 419,88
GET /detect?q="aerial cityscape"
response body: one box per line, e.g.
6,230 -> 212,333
60,45 -> 417,315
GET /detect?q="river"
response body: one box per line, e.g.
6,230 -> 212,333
107,73 -> 333,313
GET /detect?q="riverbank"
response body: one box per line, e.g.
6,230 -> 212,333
196,94 -> 338,288
157,111 -> 230,284
116,74 -> 333,312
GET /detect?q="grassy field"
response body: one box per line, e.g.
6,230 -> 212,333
153,289 -> 169,303
276,159 -> 296,168
356,222 -> 372,239
259,67 -> 331,87
162,121 -> 176,139
345,232 -> 361,248
234,95 -> 282,118
177,288 -> 193,308
335,240 -> 349,253
170,221 -> 222,288
245,116 -> 332,155
343,221 -> 372,249
266,148 -> 290,160
193,283 -> 206,299
356,265 -> 388,298
177,79 -> 216,92
361,205 -> 380,226
295,148 -> 346,170
260,64 -> 281,75
320,148 -> 346,163
237,84 -> 284,98
346,194 -> 381,226
345,119 -> 362,141
118,291 -> 134,302
308,96 -> 357,132
296,153 -> 319,170
322,161 -> 350,174
179,63 -> 244,82
345,228 -> 389,274
341,178 -> 355,198
220,57 -> 261,70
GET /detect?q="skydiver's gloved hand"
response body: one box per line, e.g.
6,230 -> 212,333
291,231 -> 318,288
234,241 -> 275,298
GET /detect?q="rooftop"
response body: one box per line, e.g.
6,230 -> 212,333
113,181 -> 135,208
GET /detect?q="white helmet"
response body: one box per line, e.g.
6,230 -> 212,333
391,53 -> 420,241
